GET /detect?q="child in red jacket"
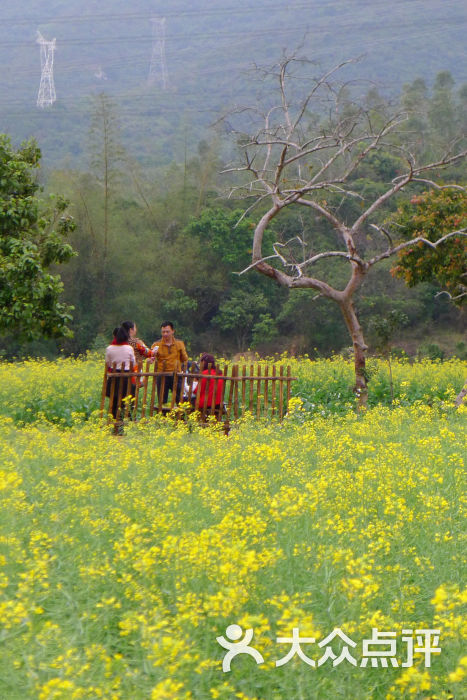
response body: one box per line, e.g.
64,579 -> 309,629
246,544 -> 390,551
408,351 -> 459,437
194,353 -> 225,413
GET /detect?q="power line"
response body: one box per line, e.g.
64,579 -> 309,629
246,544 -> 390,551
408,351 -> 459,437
1,0 -> 464,26
0,8 -> 465,117
0,15 -> 465,51
2,16 -> 466,85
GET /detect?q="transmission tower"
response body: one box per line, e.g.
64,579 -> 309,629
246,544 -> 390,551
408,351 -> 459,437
36,31 -> 56,108
148,17 -> 169,89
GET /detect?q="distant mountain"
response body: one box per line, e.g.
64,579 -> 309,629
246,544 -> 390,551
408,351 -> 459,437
1,0 -> 466,166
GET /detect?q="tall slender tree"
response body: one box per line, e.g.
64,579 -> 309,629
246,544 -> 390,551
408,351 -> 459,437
88,93 -> 125,326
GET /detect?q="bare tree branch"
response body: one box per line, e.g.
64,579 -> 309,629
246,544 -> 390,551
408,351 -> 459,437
367,229 -> 467,267
295,196 -> 347,235
238,253 -> 285,275
232,192 -> 273,224
435,289 -> 467,302
370,224 -> 393,248
290,58 -> 359,132
352,150 -> 467,234
296,250 -> 363,269
406,179 -> 466,192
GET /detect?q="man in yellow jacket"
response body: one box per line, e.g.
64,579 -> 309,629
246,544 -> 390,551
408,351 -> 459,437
151,321 -> 189,404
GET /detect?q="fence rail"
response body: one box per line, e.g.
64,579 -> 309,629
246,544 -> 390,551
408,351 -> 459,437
100,361 -> 297,428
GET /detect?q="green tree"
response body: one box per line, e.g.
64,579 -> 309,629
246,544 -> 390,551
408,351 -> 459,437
428,71 -> 457,149
160,288 -> 198,346
390,188 -> 467,406
390,189 -> 467,304
458,84 -> 467,137
369,310 -> 409,402
400,78 -> 429,157
185,207 -> 254,268
214,289 -> 270,351
0,135 -> 75,341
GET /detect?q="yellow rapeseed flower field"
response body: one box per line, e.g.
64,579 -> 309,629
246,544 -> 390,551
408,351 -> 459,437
0,355 -> 465,699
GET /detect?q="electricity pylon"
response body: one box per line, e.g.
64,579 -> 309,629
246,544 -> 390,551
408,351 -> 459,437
37,31 -> 56,108
147,17 -> 168,89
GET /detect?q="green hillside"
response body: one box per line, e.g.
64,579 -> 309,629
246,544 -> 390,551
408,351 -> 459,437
1,0 -> 466,165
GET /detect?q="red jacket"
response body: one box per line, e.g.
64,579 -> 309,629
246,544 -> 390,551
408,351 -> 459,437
196,369 -> 225,408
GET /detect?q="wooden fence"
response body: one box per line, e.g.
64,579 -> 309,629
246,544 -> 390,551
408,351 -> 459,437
100,361 -> 297,428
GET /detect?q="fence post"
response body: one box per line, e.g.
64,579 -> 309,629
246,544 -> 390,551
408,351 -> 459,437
241,365 -> 247,416
107,362 -> 117,425
102,359 -> 297,429
226,365 -> 236,422
249,363 -> 254,413
279,365 -> 284,421
100,363 -> 108,418
233,364 -> 239,419
271,364 -> 276,418
286,365 -> 292,414
170,368 -> 178,411
141,359 -> 150,419
218,365 -> 228,421
256,364 -> 262,418
264,365 -> 269,418
156,361 -> 167,414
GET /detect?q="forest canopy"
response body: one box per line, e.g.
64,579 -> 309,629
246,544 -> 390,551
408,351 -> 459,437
0,66 -> 466,361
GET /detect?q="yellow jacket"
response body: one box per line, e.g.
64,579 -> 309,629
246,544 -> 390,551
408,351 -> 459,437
151,337 -> 188,372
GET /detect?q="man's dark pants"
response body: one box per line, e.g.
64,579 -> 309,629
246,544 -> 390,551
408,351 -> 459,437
156,374 -> 183,405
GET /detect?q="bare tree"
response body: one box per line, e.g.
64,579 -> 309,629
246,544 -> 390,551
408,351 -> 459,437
223,56 -> 467,403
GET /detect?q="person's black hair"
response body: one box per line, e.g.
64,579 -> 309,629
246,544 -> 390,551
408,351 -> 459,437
200,352 -> 216,371
115,326 -> 130,344
121,320 -> 135,332
160,321 -> 174,330
112,327 -> 119,338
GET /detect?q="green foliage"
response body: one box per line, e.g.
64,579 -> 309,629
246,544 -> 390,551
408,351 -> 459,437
214,289 -> 270,351
290,356 -> 465,416
400,71 -> 467,161
428,71 -> 457,145
454,341 -> 467,360
251,313 -> 278,348
417,342 -> 445,361
185,207 -> 254,268
6,68 -> 465,359
160,288 -> 198,344
369,310 -> 409,354
368,310 -> 410,403
0,353 -> 102,426
390,188 -> 467,304
0,135 -> 76,341
161,288 -> 198,320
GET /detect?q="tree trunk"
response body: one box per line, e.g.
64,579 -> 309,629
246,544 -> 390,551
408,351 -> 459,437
340,299 -> 368,406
